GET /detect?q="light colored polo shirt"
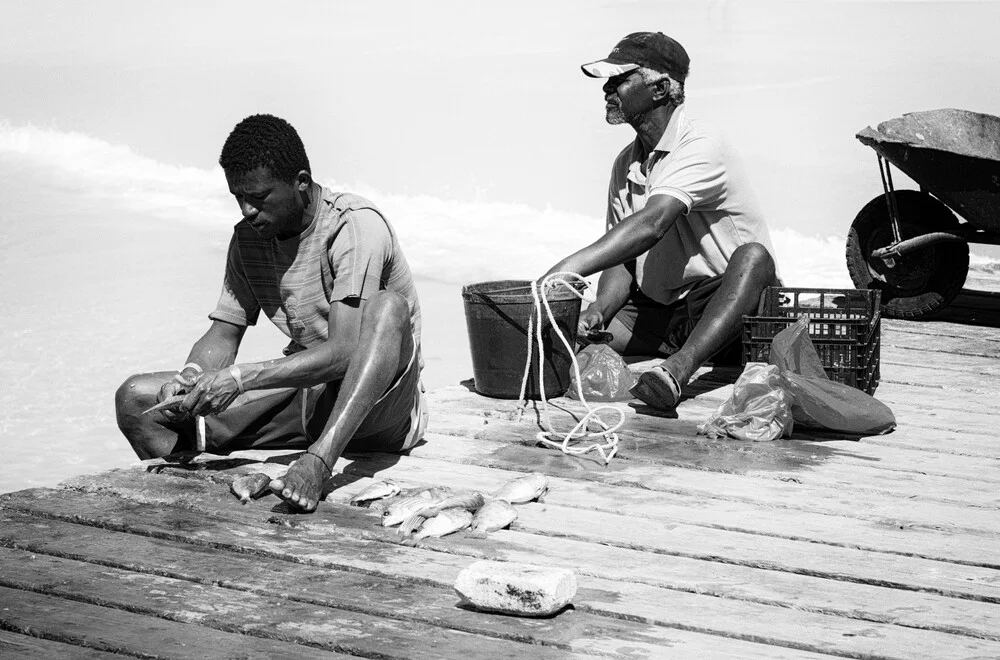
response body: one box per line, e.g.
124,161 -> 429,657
606,105 -> 778,305
210,188 -> 422,357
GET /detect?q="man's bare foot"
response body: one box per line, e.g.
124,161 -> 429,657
269,452 -> 332,512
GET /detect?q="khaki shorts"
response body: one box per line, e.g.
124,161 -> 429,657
177,342 -> 428,454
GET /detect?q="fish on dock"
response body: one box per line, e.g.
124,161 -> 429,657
491,473 -> 549,504
350,481 -> 401,507
413,508 -> 473,541
382,493 -> 450,527
398,491 -> 486,536
470,500 -> 518,538
230,473 -> 272,504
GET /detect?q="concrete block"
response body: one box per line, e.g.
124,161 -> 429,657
454,560 -> 577,617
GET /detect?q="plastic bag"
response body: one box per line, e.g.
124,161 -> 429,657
699,317 -> 896,441
567,344 -> 637,402
698,363 -> 795,442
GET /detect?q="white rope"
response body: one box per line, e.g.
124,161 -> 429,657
516,272 -> 624,464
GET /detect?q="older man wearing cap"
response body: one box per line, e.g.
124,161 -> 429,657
543,32 -> 779,411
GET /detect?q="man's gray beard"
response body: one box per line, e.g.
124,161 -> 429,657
606,107 -> 627,125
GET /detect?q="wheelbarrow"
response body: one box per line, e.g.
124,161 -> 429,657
848,108 -> 1000,319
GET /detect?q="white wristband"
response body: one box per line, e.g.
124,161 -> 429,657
229,364 -> 246,395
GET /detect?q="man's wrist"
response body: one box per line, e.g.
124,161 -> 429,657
174,362 -> 203,385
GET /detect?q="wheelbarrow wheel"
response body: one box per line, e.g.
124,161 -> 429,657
846,190 -> 969,319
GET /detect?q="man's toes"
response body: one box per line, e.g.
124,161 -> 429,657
269,478 -> 285,494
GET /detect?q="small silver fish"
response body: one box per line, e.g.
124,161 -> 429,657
350,480 -> 401,507
413,508 -> 473,541
382,494 -> 448,527
398,491 -> 486,536
230,472 -> 272,504
470,500 -> 518,537
491,473 -> 549,504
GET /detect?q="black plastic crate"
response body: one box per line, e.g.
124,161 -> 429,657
742,287 -> 881,394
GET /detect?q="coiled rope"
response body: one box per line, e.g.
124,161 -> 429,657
515,272 -> 624,464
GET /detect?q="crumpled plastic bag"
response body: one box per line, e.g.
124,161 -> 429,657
699,317 -> 896,441
567,344 -> 637,402
697,363 -> 795,442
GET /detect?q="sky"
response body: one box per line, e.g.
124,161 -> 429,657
2,0 -> 999,241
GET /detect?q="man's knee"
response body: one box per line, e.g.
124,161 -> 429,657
730,242 -> 776,283
115,373 -> 163,419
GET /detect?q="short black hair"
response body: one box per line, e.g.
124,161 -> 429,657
219,114 -> 311,183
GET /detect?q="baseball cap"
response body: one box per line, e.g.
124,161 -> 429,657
581,32 -> 690,82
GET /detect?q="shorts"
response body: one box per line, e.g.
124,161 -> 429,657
611,275 -> 743,365
176,341 -> 428,454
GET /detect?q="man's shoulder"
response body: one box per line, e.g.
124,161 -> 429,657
675,115 -> 729,153
321,189 -> 383,217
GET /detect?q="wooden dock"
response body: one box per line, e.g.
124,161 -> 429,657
1,288 -> 999,659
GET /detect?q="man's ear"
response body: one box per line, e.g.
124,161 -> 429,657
650,79 -> 671,102
295,170 -> 313,192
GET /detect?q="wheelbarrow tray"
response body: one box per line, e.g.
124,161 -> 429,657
856,108 -> 1000,231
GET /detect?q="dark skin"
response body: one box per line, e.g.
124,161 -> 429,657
115,166 -> 413,511
542,69 -> 776,406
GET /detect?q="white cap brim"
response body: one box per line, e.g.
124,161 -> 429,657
580,61 -> 639,78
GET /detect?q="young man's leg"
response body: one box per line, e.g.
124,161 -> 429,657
270,290 -> 414,511
632,243 -> 776,410
116,372 -> 192,459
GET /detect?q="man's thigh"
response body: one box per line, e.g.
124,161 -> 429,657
605,277 -> 740,361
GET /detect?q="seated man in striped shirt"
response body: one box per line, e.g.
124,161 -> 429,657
115,114 -> 426,513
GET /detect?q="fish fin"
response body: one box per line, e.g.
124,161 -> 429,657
399,513 -> 425,536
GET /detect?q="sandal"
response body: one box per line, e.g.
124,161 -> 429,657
630,365 -> 683,410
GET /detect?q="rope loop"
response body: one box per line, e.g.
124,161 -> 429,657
515,272 -> 624,465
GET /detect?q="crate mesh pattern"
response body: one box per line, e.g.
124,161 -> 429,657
742,287 -> 881,394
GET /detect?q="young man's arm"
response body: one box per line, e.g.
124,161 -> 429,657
545,194 -> 687,279
179,299 -> 364,418
159,320 -> 245,407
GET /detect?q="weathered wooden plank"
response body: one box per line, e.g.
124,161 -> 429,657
0,547 -> 584,660
405,432 -> 1000,537
0,586 -> 352,659
0,631 -> 123,659
883,328 -> 1000,359
0,516 -> 844,660
429,395 -> 1000,488
7,508 -> 998,647
14,471 -> 1000,605
0,500 -> 1000,638
331,454 -> 998,560
4,492 -> 999,659
423,396 -> 1000,506
428,383 -> 1000,461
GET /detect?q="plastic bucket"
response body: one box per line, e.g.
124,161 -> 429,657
462,279 -> 582,399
